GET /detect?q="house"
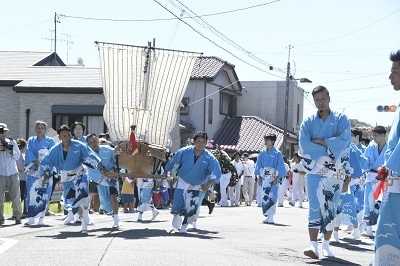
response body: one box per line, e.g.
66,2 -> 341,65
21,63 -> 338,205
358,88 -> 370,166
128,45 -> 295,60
179,56 -> 243,147
0,51 -> 302,155
237,81 -> 305,156
0,51 -> 106,140
212,116 -> 297,154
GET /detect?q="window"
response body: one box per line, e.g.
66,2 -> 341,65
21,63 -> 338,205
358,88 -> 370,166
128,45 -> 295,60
297,104 -> 300,124
180,97 -> 189,115
208,99 -> 213,124
53,115 -> 106,135
51,105 -> 106,135
220,93 -> 236,116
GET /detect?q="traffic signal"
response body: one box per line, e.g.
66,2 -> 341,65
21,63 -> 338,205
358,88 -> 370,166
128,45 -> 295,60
376,105 -> 397,112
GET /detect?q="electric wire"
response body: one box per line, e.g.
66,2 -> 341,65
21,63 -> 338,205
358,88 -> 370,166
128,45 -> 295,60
154,0 -> 286,79
60,0 -> 282,22
295,8 -> 400,46
0,19 -> 52,35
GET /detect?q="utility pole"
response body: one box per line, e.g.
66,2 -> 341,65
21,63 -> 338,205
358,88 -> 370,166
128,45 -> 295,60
283,45 -> 292,158
53,12 -> 60,66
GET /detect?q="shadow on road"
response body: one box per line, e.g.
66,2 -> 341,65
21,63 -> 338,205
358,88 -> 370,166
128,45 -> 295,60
306,256 -> 363,265
36,227 -> 221,240
330,239 -> 373,252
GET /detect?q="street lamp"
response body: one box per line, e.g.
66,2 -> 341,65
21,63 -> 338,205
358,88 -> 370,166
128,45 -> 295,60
282,45 -> 312,157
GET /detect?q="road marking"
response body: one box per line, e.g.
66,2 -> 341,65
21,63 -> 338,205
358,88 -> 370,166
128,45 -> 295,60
0,238 -> 18,254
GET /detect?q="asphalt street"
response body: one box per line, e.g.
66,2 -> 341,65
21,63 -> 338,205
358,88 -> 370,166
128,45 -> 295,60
0,202 -> 374,266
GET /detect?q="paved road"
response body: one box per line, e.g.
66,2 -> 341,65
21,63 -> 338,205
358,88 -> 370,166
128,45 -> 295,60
0,202 -> 374,265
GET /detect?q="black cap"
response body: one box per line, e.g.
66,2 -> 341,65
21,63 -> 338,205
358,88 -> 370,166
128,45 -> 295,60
242,152 -> 249,157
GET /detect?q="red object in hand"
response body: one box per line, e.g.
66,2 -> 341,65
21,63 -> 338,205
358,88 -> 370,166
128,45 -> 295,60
374,166 -> 388,200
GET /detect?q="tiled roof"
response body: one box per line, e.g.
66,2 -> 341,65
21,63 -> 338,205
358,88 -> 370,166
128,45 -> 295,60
190,56 -> 234,79
213,116 -> 296,153
0,51 -> 102,88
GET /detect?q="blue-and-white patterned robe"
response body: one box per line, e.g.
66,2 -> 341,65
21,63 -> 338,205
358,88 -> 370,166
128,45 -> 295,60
340,142 -> 366,227
87,145 -> 117,213
364,142 -> 387,225
40,140 -> 102,214
299,110 -> 351,234
165,146 -> 221,226
374,105 -> 400,265
25,136 -> 55,218
254,146 -> 286,217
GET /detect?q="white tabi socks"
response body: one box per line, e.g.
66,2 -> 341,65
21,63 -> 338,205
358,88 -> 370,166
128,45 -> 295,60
64,211 -> 74,224
151,208 -> 159,220
37,217 -> 44,225
322,239 -> 335,257
25,217 -> 35,225
304,241 -> 319,259
351,227 -> 361,239
332,231 -> 339,242
113,214 -> 120,228
172,214 -> 182,229
365,226 -> 374,237
80,209 -> 90,233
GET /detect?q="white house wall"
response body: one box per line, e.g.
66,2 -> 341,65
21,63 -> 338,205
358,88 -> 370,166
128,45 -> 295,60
238,80 -> 304,134
18,93 -> 106,138
237,81 -> 279,125
1,86 -> 21,139
181,79 -> 205,133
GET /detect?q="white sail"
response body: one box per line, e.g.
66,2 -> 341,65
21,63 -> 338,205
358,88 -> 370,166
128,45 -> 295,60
97,43 -> 199,147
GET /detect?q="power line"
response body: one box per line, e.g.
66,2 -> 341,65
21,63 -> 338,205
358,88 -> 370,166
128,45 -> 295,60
295,8 -> 400,46
332,84 -> 389,92
0,19 -> 52,35
154,0 -> 286,79
60,0 -> 282,22
296,70 -> 383,75
313,71 -> 387,84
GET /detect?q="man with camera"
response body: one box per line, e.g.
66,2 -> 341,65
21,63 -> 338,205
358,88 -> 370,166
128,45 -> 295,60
0,123 -> 22,225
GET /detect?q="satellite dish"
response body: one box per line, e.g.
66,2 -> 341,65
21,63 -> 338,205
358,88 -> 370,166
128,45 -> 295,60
77,58 -> 84,65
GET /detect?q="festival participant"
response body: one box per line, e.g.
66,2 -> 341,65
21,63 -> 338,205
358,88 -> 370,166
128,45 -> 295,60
255,133 -> 286,224
242,153 -> 255,206
277,157 -> 291,207
136,175 -> 160,222
24,121 -> 55,226
290,153 -> 306,208
362,126 -> 387,237
212,146 -> 237,207
229,152 -> 244,207
165,131 -> 221,233
86,133 -> 120,228
332,141 -> 367,241
350,128 -> 367,232
374,50 -> 400,264
40,125 -> 105,232
299,85 -> 351,259
70,121 -> 87,144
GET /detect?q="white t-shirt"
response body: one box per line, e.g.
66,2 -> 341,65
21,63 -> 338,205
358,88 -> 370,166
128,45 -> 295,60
232,160 -> 244,176
242,159 -> 255,177
291,162 -> 305,182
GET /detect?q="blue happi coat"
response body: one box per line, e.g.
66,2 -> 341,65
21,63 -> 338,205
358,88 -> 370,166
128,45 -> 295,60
87,145 -> 116,185
255,146 -> 286,217
165,146 -> 221,185
40,140 -> 102,214
299,110 -> 351,233
25,135 -> 56,218
374,105 -> 400,264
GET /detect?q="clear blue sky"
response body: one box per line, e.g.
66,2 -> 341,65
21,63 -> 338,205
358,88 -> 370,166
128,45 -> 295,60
1,0 -> 399,127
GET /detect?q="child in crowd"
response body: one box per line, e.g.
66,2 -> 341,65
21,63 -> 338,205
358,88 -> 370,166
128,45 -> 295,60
16,138 -> 27,217
121,177 -> 135,213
